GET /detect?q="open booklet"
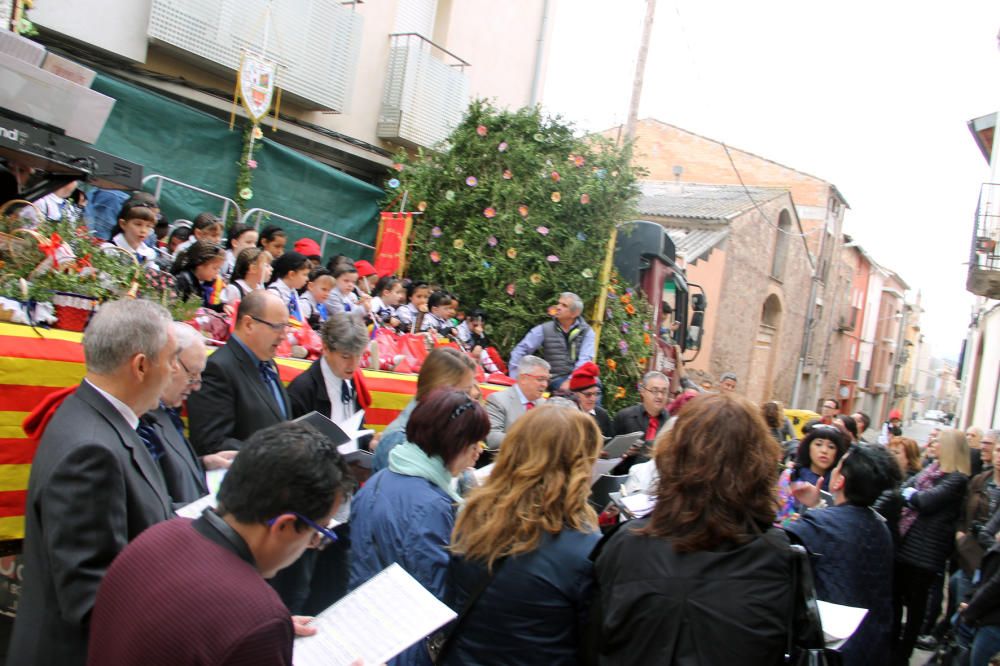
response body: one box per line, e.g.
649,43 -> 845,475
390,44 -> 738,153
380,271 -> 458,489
816,600 -> 868,650
294,563 -> 457,666
294,410 -> 376,468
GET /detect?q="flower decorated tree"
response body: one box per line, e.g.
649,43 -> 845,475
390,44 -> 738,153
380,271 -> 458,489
390,101 -> 653,412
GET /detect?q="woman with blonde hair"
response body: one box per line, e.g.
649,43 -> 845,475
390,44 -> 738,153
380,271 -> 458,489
892,428 -> 970,665
442,405 -> 602,665
593,393 -> 795,664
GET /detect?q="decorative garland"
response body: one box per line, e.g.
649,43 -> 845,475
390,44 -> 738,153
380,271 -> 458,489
234,123 -> 264,221
13,0 -> 38,36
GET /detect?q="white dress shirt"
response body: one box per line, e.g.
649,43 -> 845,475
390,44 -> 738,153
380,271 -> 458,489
85,379 -> 139,430
320,357 -> 358,425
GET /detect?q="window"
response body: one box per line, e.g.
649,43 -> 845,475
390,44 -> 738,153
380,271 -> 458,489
770,209 -> 791,280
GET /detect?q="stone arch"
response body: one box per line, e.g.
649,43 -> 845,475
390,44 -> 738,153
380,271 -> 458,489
746,293 -> 784,402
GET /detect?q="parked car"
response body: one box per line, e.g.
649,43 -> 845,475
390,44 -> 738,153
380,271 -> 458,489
923,409 -> 948,423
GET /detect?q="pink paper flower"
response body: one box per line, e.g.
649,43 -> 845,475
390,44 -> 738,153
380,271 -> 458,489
580,193 -> 591,204
505,283 -> 516,296
476,125 -> 488,136
551,171 -> 561,182
518,205 -> 529,217
547,255 -> 560,262
503,169 -> 513,180
488,235 -> 498,247
466,176 -> 478,187
247,159 -> 258,169
573,155 -> 585,167
498,142 -> 508,152
484,207 -> 496,218
536,226 -> 549,235
430,251 -> 441,263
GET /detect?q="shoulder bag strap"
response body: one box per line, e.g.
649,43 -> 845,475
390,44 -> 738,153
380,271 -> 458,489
436,557 -> 507,661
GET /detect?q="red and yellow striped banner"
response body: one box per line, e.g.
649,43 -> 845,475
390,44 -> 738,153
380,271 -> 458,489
0,322 -> 500,541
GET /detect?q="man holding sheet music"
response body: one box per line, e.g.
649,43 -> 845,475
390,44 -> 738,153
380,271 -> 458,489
87,421 -> 356,666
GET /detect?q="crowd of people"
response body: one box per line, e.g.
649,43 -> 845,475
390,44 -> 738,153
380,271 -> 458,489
8,188 -> 1000,666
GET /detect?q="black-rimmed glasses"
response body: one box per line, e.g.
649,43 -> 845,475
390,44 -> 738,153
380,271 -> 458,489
250,315 -> 290,332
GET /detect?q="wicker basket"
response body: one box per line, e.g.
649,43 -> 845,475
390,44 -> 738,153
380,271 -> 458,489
52,291 -> 99,332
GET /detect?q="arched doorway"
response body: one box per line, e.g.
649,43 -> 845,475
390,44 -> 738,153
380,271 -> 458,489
747,294 -> 783,402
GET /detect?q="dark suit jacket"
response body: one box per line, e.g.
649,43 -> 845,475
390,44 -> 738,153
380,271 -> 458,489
286,360 -> 371,450
8,381 -> 173,666
187,336 -> 290,455
592,406 -> 615,438
146,407 -> 209,507
612,404 -> 668,441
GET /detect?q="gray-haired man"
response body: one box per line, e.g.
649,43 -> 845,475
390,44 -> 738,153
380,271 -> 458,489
486,355 -> 550,450
508,292 -> 595,391
9,299 -> 178,666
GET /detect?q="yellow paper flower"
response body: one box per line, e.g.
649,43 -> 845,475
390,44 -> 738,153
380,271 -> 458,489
507,247 -> 518,259
530,273 -> 542,284
615,386 -> 626,399
607,359 -> 617,371
551,192 -> 562,203
417,201 -> 428,212
453,239 -> 465,249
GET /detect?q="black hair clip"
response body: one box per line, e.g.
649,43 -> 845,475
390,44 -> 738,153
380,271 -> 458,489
449,400 -> 476,421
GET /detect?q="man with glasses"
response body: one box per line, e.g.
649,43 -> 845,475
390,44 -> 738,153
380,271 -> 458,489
820,398 -> 839,425
613,371 -> 671,448
88,421 -> 356,665
142,323 -> 237,507
508,292 -> 595,392
486,355 -> 550,450
570,361 -> 614,437
189,290 -> 292,456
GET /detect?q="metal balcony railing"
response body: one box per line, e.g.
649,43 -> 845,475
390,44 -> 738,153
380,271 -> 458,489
968,182 -> 1000,298
376,32 -> 469,149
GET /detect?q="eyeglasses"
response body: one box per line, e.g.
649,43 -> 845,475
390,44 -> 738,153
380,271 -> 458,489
177,356 -> 202,387
267,512 -> 338,548
640,386 -> 668,397
521,373 -> 551,383
250,315 -> 290,332
578,389 -> 602,398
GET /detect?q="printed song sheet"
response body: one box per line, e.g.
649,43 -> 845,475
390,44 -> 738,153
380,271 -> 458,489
294,563 -> 457,666
816,600 -> 868,649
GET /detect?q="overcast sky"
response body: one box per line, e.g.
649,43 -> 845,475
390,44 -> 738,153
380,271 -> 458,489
542,0 -> 1000,361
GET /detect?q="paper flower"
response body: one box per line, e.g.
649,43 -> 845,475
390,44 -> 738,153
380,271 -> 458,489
431,226 -> 443,238
536,226 -> 549,235
453,239 -> 465,249
247,159 -> 258,169
573,155 -> 586,167
551,192 -> 561,203
518,205 -> 529,217
581,268 -> 594,278
388,178 -> 400,188
503,169 -> 513,180
619,340 -> 629,354
530,273 -> 542,284
513,223 -> 524,234
393,162 -> 404,171
465,176 -> 478,187
621,293 -> 632,305
551,171 -> 561,182
607,359 -> 618,371
477,125 -> 488,136
577,232 -> 588,242
430,251 -> 441,263
505,283 -> 516,296
487,235 -> 498,247
498,141 -> 508,152
625,304 -> 637,315
484,207 -> 496,218
507,248 -> 518,259
252,126 -> 264,140
621,322 -> 630,334
580,193 -> 591,204
638,357 -> 648,366
417,201 -> 428,212
445,190 -> 455,201
615,386 -> 626,399
533,132 -> 545,142
546,255 -> 560,262
239,187 -> 253,200
643,333 -> 651,345
483,260 -> 492,268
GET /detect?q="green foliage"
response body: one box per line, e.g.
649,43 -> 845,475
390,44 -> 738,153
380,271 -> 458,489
598,277 -> 656,412
390,100 -> 653,410
232,123 -> 264,224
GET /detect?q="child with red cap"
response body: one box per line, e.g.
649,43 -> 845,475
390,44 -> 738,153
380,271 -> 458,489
569,361 -> 614,437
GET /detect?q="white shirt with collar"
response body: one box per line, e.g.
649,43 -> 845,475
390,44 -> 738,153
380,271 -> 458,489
105,233 -> 158,267
320,357 -> 358,425
85,379 -> 140,430
514,384 -> 539,409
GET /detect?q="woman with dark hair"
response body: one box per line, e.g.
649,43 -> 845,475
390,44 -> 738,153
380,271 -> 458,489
266,251 -> 310,322
776,425 -> 849,523
258,224 -> 287,258
171,240 -> 226,312
444,406 -> 602,665
761,400 -> 794,443
592,393 -> 795,664
349,388 -> 490,666
835,413 -> 859,443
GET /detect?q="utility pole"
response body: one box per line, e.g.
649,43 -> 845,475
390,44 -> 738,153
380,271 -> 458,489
624,0 -> 657,143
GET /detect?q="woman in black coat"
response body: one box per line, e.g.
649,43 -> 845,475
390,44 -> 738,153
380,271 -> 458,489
592,393 -> 795,665
892,428 -> 970,665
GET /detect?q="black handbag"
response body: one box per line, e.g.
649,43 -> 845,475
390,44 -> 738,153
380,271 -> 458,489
786,544 -> 843,666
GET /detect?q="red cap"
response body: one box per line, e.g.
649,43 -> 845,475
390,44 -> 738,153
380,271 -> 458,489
889,409 -> 902,421
569,361 -> 600,391
354,259 -> 377,278
293,238 -> 321,257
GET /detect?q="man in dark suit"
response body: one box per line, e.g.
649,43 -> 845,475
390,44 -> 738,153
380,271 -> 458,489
8,299 -> 178,666
188,289 -> 291,455
143,322 -> 237,507
612,371 -> 671,474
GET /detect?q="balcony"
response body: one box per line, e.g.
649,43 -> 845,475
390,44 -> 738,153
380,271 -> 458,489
376,33 -> 469,150
968,182 -> 1000,298
147,0 -> 362,112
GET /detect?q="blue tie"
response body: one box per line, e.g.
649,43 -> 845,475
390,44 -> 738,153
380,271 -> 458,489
341,378 -> 354,407
288,292 -> 302,320
136,421 -> 165,462
259,361 -> 287,418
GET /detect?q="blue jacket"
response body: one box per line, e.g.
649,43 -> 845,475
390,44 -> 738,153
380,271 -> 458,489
785,505 -> 894,666
349,469 -> 456,666
443,529 -> 599,666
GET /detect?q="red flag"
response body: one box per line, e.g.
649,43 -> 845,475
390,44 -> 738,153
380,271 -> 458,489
374,212 -> 413,277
